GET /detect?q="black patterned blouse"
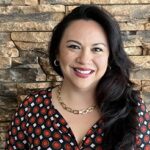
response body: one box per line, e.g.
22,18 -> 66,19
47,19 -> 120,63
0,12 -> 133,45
5,88 -> 150,150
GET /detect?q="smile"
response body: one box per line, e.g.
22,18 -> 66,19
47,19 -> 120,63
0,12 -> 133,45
73,67 -> 94,78
75,68 -> 93,74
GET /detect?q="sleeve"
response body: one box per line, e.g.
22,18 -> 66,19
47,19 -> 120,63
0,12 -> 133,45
5,95 -> 32,150
136,98 -> 150,150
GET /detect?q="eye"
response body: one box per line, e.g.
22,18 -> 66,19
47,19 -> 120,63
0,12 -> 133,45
67,44 -> 80,49
92,47 -> 103,52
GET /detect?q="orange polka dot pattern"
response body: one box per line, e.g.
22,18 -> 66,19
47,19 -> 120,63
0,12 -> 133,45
5,88 -> 150,149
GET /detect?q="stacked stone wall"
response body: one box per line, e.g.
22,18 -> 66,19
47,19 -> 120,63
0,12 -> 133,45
0,0 -> 149,149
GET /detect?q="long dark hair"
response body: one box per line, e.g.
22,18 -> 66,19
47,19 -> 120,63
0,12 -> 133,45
49,4 -> 139,149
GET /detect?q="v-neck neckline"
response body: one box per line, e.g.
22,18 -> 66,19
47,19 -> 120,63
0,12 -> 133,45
49,89 -> 101,148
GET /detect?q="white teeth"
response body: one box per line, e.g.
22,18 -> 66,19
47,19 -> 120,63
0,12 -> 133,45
75,69 -> 92,74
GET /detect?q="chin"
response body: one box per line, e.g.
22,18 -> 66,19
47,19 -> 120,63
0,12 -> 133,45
72,82 -> 97,91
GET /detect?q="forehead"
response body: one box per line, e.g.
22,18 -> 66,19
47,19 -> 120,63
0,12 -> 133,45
61,19 -> 107,43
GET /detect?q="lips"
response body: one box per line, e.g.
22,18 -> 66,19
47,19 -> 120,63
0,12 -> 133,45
73,67 -> 94,78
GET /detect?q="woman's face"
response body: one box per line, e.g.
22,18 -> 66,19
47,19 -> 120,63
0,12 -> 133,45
58,19 -> 109,90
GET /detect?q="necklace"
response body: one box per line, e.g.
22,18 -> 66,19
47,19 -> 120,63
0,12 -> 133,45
57,85 -> 97,115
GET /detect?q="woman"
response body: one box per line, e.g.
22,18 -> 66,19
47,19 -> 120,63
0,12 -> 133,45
6,4 -> 150,150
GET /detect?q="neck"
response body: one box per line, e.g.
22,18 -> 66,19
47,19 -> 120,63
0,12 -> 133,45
59,82 -> 96,110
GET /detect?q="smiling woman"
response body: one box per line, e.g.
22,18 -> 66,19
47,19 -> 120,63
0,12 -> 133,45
58,19 -> 109,90
5,4 -> 150,150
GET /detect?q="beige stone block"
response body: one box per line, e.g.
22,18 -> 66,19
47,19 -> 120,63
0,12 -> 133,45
0,41 -> 19,57
103,5 -> 150,22
103,4 -> 150,17
109,0 -> 128,3
11,55 -> 39,67
0,107 -> 16,121
142,80 -> 150,86
136,30 -> 150,45
0,6 -> 36,14
123,38 -> 142,47
0,47 -> 19,57
131,79 -> 141,90
109,0 -> 150,3
38,57 -> 52,75
146,105 -> 150,112
46,75 -> 57,81
0,83 -> 17,97
11,0 -> 25,5
18,95 -> 28,102
0,6 -> 31,14
0,12 -> 64,31
141,91 -> 150,105
0,83 -> 17,90
113,16 -> 130,22
143,43 -> 150,55
90,0 -> 109,4
0,132 -> 6,142
47,69 -> 57,75
142,82 -> 150,103
124,47 -> 142,56
17,82 -> 51,89
38,5 -> 65,13
66,6 -> 77,14
131,69 -> 150,80
0,67 -> 44,82
0,57 -> 11,69
11,0 -> 38,5
12,0 -> 38,5
48,13 -> 64,21
67,5 -> 102,14
51,81 -> 62,87
25,0 -> 38,5
40,0 -> 90,4
143,43 -> 150,49
11,32 -> 51,42
0,140 -> 5,149
17,82 -> 52,95
0,21 -> 59,32
129,56 -> 150,69
0,7 -> 7,14
14,41 -> 48,51
0,33 -> 10,43
104,5 -> 133,16
0,122 -> 9,132
103,4 -> 150,22
0,5 -> 65,14
12,63 -> 40,69
145,23 -> 150,30
0,0 -> 11,5
142,86 -> 150,92
131,79 -> 141,86
47,75 -> 63,82
36,73 -> 47,80
120,22 -> 145,31
36,68 -> 47,81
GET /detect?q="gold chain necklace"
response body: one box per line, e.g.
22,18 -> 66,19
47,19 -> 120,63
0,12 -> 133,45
57,85 -> 96,115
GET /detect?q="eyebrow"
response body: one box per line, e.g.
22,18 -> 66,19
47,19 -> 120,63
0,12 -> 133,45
66,40 -> 107,47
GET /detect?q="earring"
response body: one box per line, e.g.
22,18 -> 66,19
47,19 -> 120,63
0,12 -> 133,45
54,59 -> 59,66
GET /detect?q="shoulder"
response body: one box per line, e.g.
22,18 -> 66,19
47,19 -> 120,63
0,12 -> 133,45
136,97 -> 150,148
18,87 -> 54,113
136,97 -> 150,119
136,97 -> 150,126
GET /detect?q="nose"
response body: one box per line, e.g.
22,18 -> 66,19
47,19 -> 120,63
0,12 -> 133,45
76,49 -> 91,64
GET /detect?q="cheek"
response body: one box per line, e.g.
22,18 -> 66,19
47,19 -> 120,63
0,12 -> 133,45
94,56 -> 109,69
59,51 -> 75,66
